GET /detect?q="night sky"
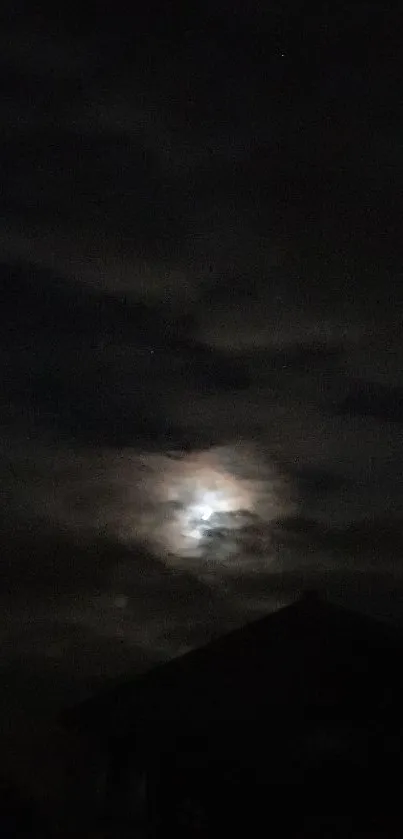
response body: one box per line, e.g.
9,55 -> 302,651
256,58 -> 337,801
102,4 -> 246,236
1,0 -> 403,791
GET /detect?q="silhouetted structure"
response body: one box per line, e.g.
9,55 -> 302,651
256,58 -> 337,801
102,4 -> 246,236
62,594 -> 403,836
0,778 -> 48,838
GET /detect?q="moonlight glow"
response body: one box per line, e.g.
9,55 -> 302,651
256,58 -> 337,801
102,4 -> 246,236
130,444 -> 294,564
39,443 -> 293,571
182,490 -> 234,540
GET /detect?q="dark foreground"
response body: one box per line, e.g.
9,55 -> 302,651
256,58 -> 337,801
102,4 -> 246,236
3,596 -> 403,837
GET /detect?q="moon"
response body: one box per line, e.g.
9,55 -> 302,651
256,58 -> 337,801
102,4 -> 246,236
133,444 -> 293,564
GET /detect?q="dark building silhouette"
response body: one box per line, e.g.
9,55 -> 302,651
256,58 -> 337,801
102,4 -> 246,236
62,594 -> 403,836
0,778 -> 49,838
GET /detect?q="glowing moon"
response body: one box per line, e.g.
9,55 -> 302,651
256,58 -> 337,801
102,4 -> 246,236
183,489 -> 234,541
129,446 -> 294,564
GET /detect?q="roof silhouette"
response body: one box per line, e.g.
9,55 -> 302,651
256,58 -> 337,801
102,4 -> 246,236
63,594 -> 403,740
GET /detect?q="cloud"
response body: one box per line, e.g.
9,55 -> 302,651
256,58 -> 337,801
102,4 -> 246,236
1,262 -> 255,448
335,381 -> 403,424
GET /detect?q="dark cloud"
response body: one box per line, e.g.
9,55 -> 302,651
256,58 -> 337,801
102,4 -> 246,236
335,381 -> 403,424
1,261 -> 255,447
273,515 -> 403,567
0,130 -> 189,258
283,465 -> 349,497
